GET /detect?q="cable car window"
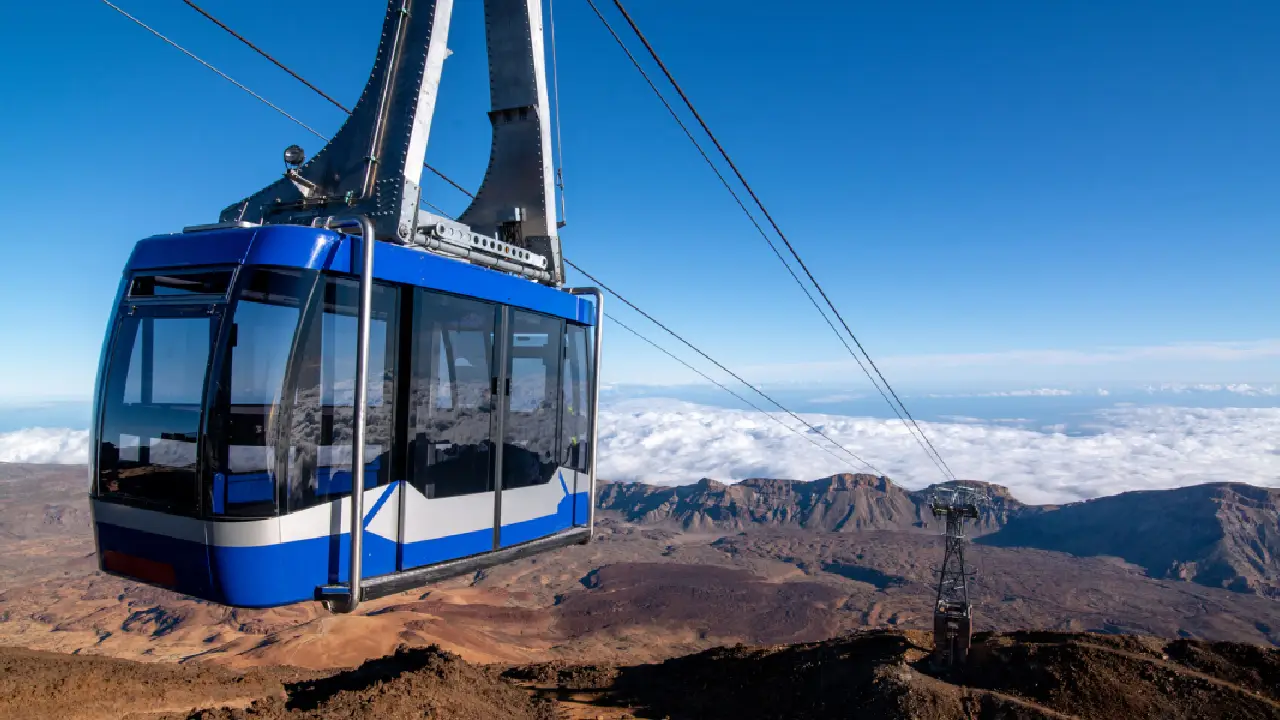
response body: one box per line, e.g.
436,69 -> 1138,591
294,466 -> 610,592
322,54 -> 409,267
129,271 -> 233,298
510,356 -> 547,411
284,276 -> 399,512
209,270 -> 398,516
503,310 -> 564,490
215,269 -> 308,516
433,342 -> 453,410
409,291 -> 497,499
97,312 -> 213,515
561,323 -> 593,473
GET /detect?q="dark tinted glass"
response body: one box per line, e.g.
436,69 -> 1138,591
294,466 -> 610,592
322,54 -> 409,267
408,291 -> 497,499
503,310 -> 564,490
208,270 -> 399,516
130,271 -> 233,298
97,311 -> 215,514
561,323 -> 593,473
210,269 -> 310,516
284,276 -> 399,512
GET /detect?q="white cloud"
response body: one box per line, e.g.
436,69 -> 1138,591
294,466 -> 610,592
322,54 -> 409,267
1143,383 -> 1280,397
597,399 -> 1280,505
8,399 -> 1279,507
0,427 -> 89,464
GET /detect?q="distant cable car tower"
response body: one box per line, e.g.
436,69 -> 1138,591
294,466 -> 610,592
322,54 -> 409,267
930,485 -> 979,670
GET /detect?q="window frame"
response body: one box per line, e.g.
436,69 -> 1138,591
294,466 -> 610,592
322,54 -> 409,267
127,268 -> 237,302
96,299 -> 223,517
561,321 -> 594,473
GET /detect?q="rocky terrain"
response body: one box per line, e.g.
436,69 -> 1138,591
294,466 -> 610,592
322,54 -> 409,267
597,473 -> 1036,535
2,630 -> 1278,719
0,461 -> 1277,676
598,473 -> 1280,598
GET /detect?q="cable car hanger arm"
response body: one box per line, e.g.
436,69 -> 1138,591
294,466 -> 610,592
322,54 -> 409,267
216,0 -> 564,286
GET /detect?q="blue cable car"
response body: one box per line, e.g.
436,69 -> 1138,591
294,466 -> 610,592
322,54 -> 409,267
88,0 -> 602,611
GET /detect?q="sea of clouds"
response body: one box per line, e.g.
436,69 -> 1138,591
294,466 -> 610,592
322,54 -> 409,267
594,399 -> 1280,504
3,399 -> 1278,505
0,427 -> 90,465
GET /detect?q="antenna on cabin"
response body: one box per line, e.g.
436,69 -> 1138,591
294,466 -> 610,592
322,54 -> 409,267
930,484 -> 980,670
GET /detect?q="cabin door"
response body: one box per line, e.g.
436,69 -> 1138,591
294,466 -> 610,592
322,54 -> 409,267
397,291 -> 502,570
495,308 -> 571,547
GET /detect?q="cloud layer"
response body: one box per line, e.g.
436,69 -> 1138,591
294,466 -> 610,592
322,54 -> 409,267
0,427 -> 89,465
5,400 -> 1279,506
597,399 -> 1280,504
1142,383 -> 1280,397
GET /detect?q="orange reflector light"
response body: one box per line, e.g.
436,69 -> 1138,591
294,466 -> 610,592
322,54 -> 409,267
102,550 -> 177,588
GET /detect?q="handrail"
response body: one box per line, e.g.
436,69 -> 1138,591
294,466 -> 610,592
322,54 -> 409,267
568,287 -> 603,538
323,214 -> 376,613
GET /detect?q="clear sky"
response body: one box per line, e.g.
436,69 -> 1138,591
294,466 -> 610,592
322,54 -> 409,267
3,0 -> 1279,400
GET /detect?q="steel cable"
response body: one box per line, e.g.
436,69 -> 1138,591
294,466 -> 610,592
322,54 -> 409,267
599,0 -> 958,482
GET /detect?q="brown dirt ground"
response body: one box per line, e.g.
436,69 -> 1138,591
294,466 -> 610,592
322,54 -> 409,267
0,645 -> 297,720
170,645 -> 557,720
509,629 -> 1280,720
4,629 -> 1280,720
555,562 -> 848,644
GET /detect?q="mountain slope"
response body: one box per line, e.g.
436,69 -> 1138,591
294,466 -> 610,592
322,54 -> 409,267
981,482 -> 1280,598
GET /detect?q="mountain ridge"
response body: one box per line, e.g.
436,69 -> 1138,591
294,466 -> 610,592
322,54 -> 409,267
598,473 -> 1039,536
597,474 -> 1280,598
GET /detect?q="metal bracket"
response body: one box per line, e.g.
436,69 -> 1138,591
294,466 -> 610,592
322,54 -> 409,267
286,169 -> 320,199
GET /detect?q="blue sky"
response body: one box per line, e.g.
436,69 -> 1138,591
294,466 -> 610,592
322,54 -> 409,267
2,0 -> 1279,401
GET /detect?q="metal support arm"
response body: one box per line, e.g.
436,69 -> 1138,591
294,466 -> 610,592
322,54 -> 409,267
215,0 -> 563,285
220,0 -> 455,244
459,0 -> 563,284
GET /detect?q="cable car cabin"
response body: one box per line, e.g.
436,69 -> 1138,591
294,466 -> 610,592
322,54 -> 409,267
89,224 -> 601,608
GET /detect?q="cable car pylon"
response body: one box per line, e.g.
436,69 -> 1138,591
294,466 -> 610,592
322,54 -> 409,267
930,486 -> 980,670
